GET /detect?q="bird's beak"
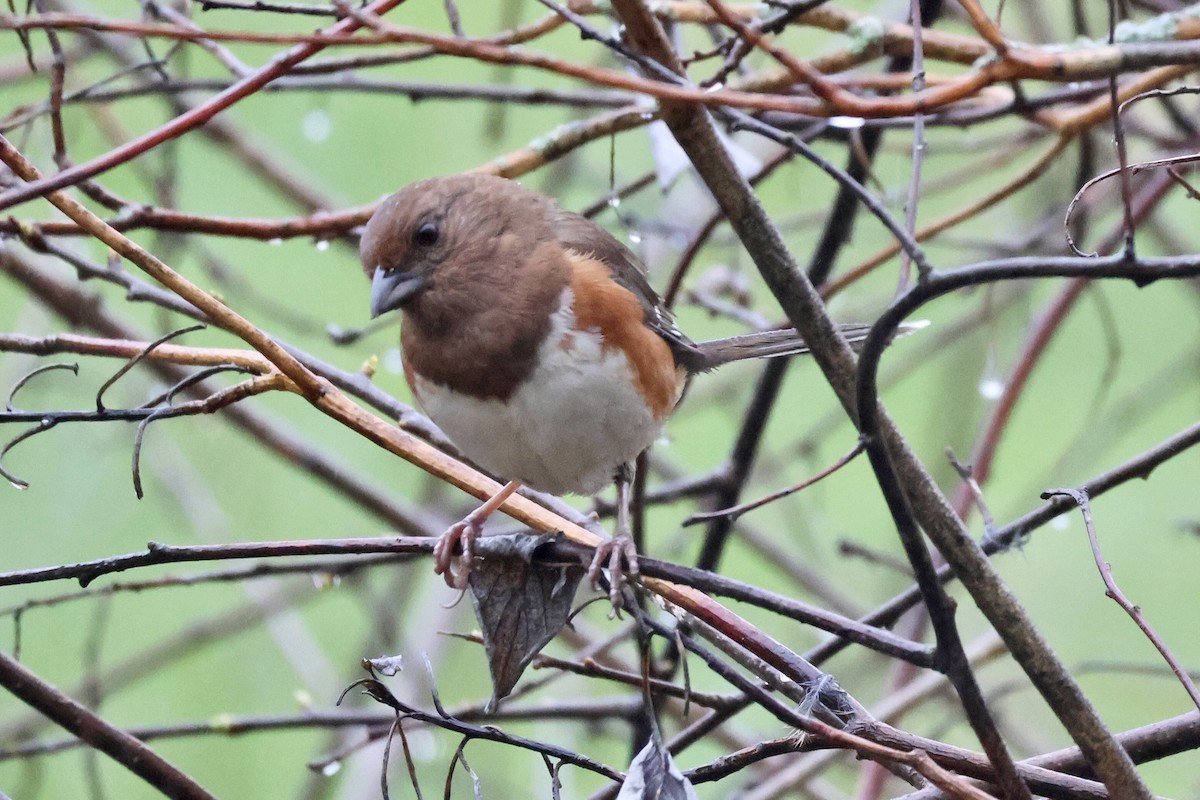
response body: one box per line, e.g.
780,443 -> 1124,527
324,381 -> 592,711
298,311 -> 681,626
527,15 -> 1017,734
369,266 -> 429,318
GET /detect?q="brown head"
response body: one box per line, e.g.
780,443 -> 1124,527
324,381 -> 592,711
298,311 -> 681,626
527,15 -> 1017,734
360,173 -> 573,399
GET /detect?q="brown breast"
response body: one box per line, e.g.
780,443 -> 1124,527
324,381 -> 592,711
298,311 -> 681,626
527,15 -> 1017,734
399,231 -> 572,401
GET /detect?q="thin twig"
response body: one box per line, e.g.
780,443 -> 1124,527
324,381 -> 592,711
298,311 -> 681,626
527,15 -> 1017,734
1041,488 -> 1200,713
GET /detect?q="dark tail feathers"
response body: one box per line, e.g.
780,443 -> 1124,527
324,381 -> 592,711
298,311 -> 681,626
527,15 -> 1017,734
690,321 -> 927,372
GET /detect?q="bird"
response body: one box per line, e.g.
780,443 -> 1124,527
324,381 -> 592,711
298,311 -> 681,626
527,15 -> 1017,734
361,173 -> 896,596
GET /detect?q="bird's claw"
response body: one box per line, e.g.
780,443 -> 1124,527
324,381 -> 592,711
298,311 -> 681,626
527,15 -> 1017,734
432,516 -> 482,590
587,533 -> 639,610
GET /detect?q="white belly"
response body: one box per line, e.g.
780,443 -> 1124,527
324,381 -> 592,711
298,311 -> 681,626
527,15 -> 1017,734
410,291 -> 667,496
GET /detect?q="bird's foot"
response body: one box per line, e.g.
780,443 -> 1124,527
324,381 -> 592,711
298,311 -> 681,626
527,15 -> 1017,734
431,480 -> 523,590
588,532 -> 639,610
432,514 -> 484,590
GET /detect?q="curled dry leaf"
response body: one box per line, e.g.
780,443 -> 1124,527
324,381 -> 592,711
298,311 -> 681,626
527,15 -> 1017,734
467,533 -> 585,704
616,733 -> 698,800
363,654 -> 404,678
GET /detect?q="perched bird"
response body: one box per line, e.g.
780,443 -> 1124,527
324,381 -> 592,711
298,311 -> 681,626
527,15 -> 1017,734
362,173 -> 887,593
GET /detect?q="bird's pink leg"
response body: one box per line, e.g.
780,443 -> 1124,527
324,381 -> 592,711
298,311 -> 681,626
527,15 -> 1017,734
589,465 -> 639,607
433,479 -> 522,589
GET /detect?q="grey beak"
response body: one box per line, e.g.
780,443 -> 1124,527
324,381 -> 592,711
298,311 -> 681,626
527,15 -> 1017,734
369,266 -> 429,318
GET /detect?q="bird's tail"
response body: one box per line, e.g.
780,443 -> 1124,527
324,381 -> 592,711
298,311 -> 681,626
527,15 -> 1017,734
692,321 -> 927,371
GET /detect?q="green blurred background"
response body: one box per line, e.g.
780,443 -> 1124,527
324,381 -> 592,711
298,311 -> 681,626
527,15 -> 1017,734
1,1 -> 1199,797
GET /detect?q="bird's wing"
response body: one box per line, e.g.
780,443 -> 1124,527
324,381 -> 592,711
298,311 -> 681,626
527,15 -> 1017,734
551,208 -> 708,371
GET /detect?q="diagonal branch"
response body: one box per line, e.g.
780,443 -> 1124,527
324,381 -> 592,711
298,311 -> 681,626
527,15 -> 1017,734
0,649 -> 216,799
605,4 -> 1035,799
0,0 -> 409,212
0,132 -> 874,738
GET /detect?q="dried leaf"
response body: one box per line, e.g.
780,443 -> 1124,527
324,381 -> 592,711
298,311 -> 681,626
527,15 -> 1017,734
467,533 -> 584,703
616,735 -> 697,800
363,654 -> 404,677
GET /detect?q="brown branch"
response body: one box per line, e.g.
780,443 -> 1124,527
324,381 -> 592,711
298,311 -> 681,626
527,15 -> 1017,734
0,132 -> 872,740
822,133 -> 1073,299
0,538 -> 431,588
683,440 -> 864,526
0,331 -> 276,372
0,649 -> 216,799
897,711 -> 1200,799
607,3 -> 1036,798
0,0 -> 409,212
0,103 -> 651,239
0,246 -> 444,536
3,1 -> 1199,793
4,2 -> 1198,156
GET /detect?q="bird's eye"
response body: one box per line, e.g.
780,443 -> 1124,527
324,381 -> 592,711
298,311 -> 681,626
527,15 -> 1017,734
413,221 -> 440,247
